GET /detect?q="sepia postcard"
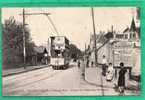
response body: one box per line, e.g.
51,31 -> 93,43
2,7 -> 141,96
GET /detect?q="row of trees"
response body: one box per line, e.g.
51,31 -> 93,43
3,17 -> 36,69
69,44 -> 83,60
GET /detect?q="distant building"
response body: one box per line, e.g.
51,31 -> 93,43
34,46 -> 46,54
87,32 -> 110,66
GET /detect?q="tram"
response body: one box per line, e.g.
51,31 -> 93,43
50,36 -> 70,70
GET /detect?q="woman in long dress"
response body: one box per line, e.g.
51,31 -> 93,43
118,62 -> 127,95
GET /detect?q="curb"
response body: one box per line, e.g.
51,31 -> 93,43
2,65 -> 49,77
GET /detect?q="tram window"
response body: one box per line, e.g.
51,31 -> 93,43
55,50 -> 61,54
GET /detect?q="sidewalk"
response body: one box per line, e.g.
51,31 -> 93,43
2,64 -> 49,77
85,67 -> 140,96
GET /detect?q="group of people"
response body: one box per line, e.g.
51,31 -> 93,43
102,55 -> 127,95
77,55 -> 128,95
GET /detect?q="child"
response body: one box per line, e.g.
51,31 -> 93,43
106,63 -> 114,81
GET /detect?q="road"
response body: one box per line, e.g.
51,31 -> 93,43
3,63 -> 102,96
3,61 -> 140,96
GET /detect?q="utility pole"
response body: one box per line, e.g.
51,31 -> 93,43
91,8 -> 104,95
22,8 -> 26,69
20,10 -> 59,68
91,7 -> 97,67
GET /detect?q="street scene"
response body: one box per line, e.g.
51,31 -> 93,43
2,7 -> 140,96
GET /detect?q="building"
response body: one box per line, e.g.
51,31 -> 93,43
114,17 -> 140,42
87,31 -> 111,67
88,16 -> 140,76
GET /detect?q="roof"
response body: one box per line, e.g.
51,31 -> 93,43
34,46 -> 46,53
123,27 -> 130,33
50,36 -> 69,42
130,17 -> 136,32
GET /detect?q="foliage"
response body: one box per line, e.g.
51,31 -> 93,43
68,44 -> 83,59
3,17 -> 36,69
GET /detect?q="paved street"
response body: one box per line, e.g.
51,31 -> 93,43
3,63 -> 101,96
3,61 -> 140,96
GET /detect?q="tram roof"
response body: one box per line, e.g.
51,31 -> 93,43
50,36 -> 69,41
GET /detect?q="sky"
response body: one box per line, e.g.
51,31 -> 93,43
2,7 -> 138,50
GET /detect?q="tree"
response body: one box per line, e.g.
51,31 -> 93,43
69,44 -> 83,60
3,17 -> 36,69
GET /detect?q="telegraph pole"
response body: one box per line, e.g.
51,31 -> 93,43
20,9 -> 57,69
22,8 -> 26,69
91,7 -> 97,67
91,8 -> 104,95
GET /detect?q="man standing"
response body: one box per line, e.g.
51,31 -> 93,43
80,59 -> 85,80
78,59 -> 80,68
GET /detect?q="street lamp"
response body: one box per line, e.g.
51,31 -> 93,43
43,48 -> 48,65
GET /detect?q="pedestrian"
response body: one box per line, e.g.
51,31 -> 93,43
78,59 -> 80,68
118,62 -> 127,95
106,62 -> 114,81
91,61 -> 94,67
102,55 -> 108,76
80,59 -> 85,80
86,59 -> 89,68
